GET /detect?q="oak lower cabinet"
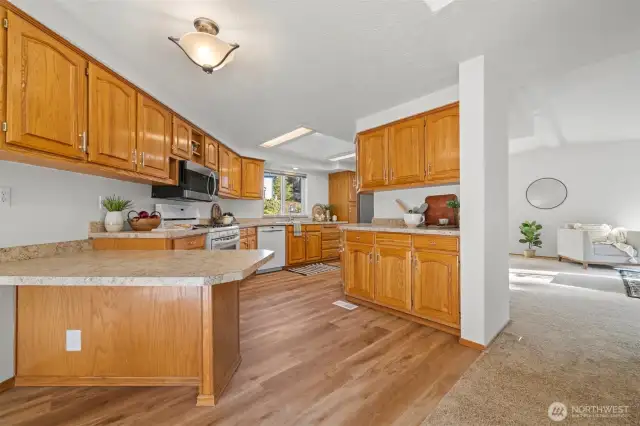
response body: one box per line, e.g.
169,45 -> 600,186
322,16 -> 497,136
88,63 -> 137,170
374,246 -> 412,312
344,243 -> 374,301
286,225 -> 322,265
240,227 -> 257,250
286,232 -> 306,265
92,234 -> 205,250
343,231 -> 461,336
5,10 -> 87,160
413,250 -> 460,327
305,231 -> 322,262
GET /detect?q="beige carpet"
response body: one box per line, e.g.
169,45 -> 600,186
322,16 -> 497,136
423,259 -> 640,425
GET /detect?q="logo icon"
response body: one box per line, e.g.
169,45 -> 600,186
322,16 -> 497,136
548,402 -> 568,422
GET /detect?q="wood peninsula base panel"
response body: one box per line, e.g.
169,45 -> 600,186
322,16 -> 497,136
343,231 -> 460,336
16,281 -> 241,406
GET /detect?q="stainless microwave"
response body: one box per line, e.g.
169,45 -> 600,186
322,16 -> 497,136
152,161 -> 218,202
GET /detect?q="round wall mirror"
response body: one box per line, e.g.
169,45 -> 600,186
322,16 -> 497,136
526,178 -> 567,210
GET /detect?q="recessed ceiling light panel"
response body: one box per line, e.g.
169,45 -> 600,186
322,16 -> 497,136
329,153 -> 356,162
260,127 -> 314,148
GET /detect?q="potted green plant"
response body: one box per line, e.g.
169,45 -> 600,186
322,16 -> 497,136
102,195 -> 133,232
446,199 -> 460,227
323,204 -> 333,221
519,221 -> 542,258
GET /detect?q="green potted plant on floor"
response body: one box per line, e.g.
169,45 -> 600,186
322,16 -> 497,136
519,220 -> 542,258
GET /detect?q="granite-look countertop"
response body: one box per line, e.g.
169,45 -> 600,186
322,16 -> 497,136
237,221 -> 348,229
89,228 -> 210,239
339,223 -> 460,236
0,250 -> 274,287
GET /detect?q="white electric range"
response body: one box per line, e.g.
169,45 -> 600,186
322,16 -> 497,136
154,204 -> 240,250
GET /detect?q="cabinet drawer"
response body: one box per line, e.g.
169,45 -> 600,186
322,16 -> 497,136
247,227 -> 256,236
322,239 -> 340,249
304,224 -> 322,232
375,233 -> 412,248
240,228 -> 248,237
322,249 -> 339,259
321,225 -> 339,232
173,235 -> 205,250
413,235 -> 459,252
346,231 -> 374,245
321,231 -> 340,241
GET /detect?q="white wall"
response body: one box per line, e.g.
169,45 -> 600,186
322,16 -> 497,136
355,85 -> 461,218
373,185 -> 460,218
508,49 -> 640,256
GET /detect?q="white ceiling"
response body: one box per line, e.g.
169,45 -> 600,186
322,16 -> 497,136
10,0 -> 640,171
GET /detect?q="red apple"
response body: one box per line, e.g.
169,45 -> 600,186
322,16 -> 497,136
138,211 -> 149,219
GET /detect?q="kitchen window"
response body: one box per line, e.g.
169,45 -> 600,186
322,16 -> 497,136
263,171 -> 306,216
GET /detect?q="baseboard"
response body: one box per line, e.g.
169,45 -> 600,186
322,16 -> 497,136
15,376 -> 199,387
0,377 -> 15,394
345,295 -> 461,337
459,319 -> 511,351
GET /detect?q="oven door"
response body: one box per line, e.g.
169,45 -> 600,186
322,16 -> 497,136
208,236 -> 240,251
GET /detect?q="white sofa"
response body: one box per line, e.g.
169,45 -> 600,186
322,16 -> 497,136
557,227 -> 640,268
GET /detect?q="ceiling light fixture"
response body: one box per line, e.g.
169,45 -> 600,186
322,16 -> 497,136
293,167 -> 299,170
329,153 -> 356,161
169,17 -> 239,74
260,127 -> 315,148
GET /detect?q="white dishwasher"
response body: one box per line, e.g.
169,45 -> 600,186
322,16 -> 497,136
257,226 -> 286,274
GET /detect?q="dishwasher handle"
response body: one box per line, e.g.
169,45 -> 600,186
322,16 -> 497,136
260,229 -> 284,233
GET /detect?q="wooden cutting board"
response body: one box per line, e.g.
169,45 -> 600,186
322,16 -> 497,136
424,194 -> 457,226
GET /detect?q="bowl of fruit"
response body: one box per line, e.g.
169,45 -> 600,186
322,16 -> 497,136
127,210 -> 162,232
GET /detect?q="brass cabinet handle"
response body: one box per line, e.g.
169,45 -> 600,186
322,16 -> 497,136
428,163 -> 432,175
369,252 -> 373,263
132,149 -> 137,164
390,169 -> 394,180
376,253 -> 381,263
141,152 -> 145,167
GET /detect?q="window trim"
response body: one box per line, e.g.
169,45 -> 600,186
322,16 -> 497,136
263,172 -> 307,217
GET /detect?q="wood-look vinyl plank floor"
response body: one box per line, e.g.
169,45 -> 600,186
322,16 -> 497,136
0,268 -> 478,426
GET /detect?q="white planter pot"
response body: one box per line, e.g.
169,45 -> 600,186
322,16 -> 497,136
403,213 -> 424,228
104,211 -> 124,232
523,249 -> 536,258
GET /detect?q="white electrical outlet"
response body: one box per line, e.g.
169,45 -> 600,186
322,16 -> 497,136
66,329 -> 81,351
98,195 -> 103,210
0,187 -> 10,208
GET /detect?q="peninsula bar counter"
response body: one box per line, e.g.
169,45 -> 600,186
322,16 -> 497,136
0,249 -> 274,406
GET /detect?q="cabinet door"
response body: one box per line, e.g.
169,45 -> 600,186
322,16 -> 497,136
6,11 -> 87,159
413,250 -> 460,327
305,232 -> 322,262
204,136 -> 218,171
88,64 -> 137,170
231,153 -> 243,197
348,202 -> 357,223
388,116 -> 425,185
239,237 -> 249,250
172,116 -> 192,160
218,145 -> 232,194
344,243 -> 374,301
358,128 -> 388,189
250,235 -> 258,249
348,172 -> 357,202
374,246 -> 412,312
340,230 -> 346,284
241,158 -> 265,199
287,232 -> 306,265
426,105 -> 460,183
136,94 -> 171,179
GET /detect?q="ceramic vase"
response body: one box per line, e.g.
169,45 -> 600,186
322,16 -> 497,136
523,249 -> 536,258
105,211 -> 124,232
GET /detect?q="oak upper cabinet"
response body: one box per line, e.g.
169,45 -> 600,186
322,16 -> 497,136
6,11 -> 87,159
344,243 -> 374,301
348,173 -> 357,202
88,64 -> 137,170
305,231 -> 322,262
230,152 -> 242,197
172,116 -> 192,160
329,171 -> 356,222
426,104 -> 460,183
413,250 -> 460,327
388,116 -> 425,185
204,136 -> 219,171
358,128 -> 388,190
241,158 -> 265,199
374,246 -> 412,312
136,94 -> 171,179
348,202 -> 357,224
286,232 -> 306,265
218,145 -> 233,196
